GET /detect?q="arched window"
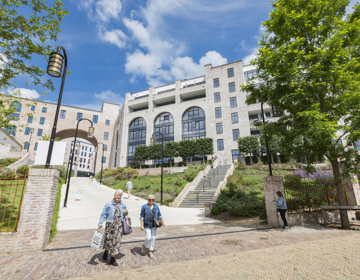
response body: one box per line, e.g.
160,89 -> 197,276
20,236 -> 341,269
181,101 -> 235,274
182,107 -> 206,140
127,118 -> 146,160
11,101 -> 22,113
24,142 -> 29,150
154,112 -> 174,143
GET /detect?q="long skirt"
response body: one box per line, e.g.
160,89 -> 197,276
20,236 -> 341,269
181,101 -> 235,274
104,221 -> 122,255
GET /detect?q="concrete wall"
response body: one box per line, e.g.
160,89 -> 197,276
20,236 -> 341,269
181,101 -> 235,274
0,128 -> 22,152
7,153 -> 30,171
0,169 -> 59,253
137,166 -> 186,176
288,211 -> 356,226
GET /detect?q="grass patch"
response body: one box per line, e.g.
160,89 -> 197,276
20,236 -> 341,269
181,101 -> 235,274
49,177 -> 64,242
0,178 -> 27,232
103,173 -> 188,206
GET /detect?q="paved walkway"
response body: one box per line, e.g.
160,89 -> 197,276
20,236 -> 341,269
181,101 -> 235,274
58,178 -> 216,230
0,223 -> 359,279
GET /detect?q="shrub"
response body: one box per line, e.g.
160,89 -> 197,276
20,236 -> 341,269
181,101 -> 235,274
54,166 -> 67,180
0,168 -> 13,178
184,164 -> 201,182
226,175 -> 242,196
279,154 -> 289,163
211,206 -> 220,215
252,156 -> 258,164
261,156 -> 268,165
0,157 -> 19,167
177,161 -> 186,167
245,157 -> 251,165
16,165 -> 29,177
259,207 -> 267,221
284,174 -> 302,184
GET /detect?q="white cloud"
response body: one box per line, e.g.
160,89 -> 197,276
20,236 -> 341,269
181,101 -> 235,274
243,49 -> 257,65
99,29 -> 127,48
95,0 -> 122,22
94,90 -> 124,105
242,24 -> 266,65
9,88 -> 40,99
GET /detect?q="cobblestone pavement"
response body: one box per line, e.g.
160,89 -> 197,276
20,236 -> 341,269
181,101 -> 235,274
0,223 -> 359,280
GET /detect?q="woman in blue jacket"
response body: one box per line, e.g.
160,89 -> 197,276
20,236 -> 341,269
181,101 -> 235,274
140,195 -> 165,258
98,189 -> 128,266
275,191 -> 288,230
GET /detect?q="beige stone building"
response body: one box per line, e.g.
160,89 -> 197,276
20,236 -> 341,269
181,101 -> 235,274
5,99 -> 119,173
110,60 -> 279,168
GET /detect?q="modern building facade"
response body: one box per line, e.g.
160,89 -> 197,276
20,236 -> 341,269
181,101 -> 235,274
63,139 -> 95,176
110,60 -> 280,168
5,99 -> 119,173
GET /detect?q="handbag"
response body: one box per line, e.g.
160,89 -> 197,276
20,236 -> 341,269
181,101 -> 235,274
91,230 -> 105,250
122,215 -> 132,235
148,205 -> 163,228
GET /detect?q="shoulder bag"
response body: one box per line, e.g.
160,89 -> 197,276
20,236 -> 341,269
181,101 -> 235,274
148,205 -> 163,228
122,214 -> 132,235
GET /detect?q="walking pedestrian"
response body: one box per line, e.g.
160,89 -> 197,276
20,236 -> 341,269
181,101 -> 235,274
275,191 -> 289,230
126,178 -> 133,198
98,189 -> 128,266
140,195 -> 165,258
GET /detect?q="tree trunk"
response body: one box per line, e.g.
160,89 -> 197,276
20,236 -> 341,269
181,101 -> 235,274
186,157 -> 188,166
202,155 -> 205,163
140,162 -> 142,169
170,157 -> 172,168
249,153 -> 253,164
330,159 -> 350,229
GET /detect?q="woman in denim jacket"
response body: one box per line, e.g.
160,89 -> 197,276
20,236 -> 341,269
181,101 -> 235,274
140,195 -> 165,258
275,191 -> 288,230
98,189 -> 128,266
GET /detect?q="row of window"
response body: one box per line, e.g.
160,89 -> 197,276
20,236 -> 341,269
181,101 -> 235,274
23,142 -> 38,150
12,102 -> 47,113
214,93 -> 238,107
213,79 -> 236,93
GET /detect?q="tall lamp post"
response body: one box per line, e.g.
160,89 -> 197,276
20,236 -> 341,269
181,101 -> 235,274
260,103 -> 281,176
97,143 -> 105,185
93,148 -> 98,178
45,46 -> 67,169
27,128 -> 35,152
64,118 -> 94,207
150,132 -> 164,205
65,140 -> 80,183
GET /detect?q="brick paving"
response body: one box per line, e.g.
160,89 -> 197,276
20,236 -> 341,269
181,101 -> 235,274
0,223 -> 359,280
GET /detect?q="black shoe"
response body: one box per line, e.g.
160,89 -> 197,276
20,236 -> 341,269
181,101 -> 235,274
110,257 -> 118,266
102,250 -> 108,261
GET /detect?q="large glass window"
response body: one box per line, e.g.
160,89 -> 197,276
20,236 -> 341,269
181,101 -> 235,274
31,105 -> 35,111
215,107 -> 221,118
104,132 -> 109,140
93,115 -> 98,124
227,68 -> 234,78
244,69 -> 257,80
25,127 -> 31,135
216,123 -> 223,134
154,112 -> 174,143
233,129 -> 240,141
249,114 -> 259,121
9,113 -> 20,121
251,130 -> 261,138
213,78 -> 219,88
103,144 -> 108,151
60,110 -> 66,119
232,150 -> 242,162
105,120 -> 110,126
214,92 -> 220,103
37,129 -> 43,136
229,82 -> 235,92
217,139 -> 224,151
42,107 -> 47,113
102,156 -> 106,163
11,101 -> 22,112
5,126 -> 16,136
24,142 -> 29,150
27,116 -> 33,123
128,117 -> 146,161
77,113 -> 83,121
34,142 -> 38,150
231,112 -> 238,124
182,107 -> 206,140
230,97 -> 237,108
40,117 -> 45,125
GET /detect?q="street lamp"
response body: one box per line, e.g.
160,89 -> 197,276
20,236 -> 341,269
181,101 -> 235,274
45,46 -> 67,169
65,141 -> 80,183
237,134 -> 240,164
27,128 -> 35,152
63,118 -> 94,207
150,131 -> 164,205
93,148 -> 98,178
261,102 -> 275,176
97,143 -> 105,185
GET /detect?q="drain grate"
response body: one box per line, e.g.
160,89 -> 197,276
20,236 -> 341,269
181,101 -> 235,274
220,240 -> 242,246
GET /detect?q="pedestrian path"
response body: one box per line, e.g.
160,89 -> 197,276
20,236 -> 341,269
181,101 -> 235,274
57,178 -> 217,231
0,223 -> 358,279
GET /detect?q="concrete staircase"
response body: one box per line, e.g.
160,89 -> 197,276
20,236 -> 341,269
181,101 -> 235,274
179,165 -> 230,208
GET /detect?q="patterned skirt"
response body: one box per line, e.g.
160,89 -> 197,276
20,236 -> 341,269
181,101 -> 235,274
104,220 -> 122,255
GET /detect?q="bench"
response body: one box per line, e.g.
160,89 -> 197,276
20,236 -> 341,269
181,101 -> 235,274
320,205 -> 360,226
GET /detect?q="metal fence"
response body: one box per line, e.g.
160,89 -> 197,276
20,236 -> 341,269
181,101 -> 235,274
0,171 -> 27,232
284,180 -> 349,213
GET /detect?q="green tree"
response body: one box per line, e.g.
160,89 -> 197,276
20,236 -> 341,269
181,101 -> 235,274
41,134 -> 60,141
242,0 -> 360,229
164,142 -> 178,167
149,143 -> 163,167
195,138 -> 214,163
237,136 -> 260,164
0,0 -> 68,90
178,139 -> 196,166
260,132 -> 281,163
134,145 -> 150,169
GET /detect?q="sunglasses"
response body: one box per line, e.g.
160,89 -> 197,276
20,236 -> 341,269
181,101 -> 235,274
148,199 -> 154,201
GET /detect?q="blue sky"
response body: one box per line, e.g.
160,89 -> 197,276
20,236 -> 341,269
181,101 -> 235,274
12,0 -> 359,111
